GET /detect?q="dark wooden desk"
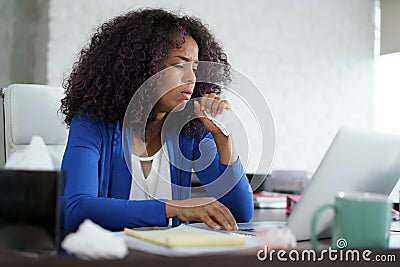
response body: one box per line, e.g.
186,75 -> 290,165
1,208 -> 399,267
0,209 -> 281,266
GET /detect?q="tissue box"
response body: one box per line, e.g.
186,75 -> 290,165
0,170 -> 62,253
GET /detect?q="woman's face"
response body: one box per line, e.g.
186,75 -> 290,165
155,35 -> 199,113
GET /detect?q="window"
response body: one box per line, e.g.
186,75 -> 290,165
374,52 -> 400,135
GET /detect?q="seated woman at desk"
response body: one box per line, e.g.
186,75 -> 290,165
60,8 -> 253,233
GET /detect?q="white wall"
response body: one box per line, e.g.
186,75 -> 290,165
47,0 -> 376,173
0,0 -> 48,86
0,0 -> 14,86
33,0 -> 49,84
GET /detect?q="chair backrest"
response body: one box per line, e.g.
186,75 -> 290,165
1,84 -> 68,169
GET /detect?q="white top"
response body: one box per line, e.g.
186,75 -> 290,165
129,142 -> 172,201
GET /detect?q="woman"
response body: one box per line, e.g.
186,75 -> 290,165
61,8 -> 253,233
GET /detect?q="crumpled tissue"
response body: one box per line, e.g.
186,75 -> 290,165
61,219 -> 128,260
204,109 -> 236,136
5,135 -> 54,170
256,225 -> 297,249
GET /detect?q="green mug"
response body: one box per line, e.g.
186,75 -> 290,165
311,191 -> 392,249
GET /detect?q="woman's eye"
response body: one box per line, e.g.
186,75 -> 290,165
173,64 -> 197,73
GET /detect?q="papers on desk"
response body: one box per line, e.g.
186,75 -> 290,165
121,224 -> 263,257
124,224 -> 244,247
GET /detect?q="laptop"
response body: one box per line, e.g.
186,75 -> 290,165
238,128 -> 400,241
0,170 -> 62,253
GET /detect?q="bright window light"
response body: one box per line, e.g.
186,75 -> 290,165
374,52 -> 400,135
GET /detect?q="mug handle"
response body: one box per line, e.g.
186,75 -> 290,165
310,204 -> 335,249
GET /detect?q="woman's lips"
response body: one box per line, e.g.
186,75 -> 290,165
181,90 -> 193,100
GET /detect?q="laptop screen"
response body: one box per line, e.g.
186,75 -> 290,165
0,170 -> 61,253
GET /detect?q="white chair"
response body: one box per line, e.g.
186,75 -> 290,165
0,84 -> 68,169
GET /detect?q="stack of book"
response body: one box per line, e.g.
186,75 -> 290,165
253,192 -> 288,209
253,191 -> 301,212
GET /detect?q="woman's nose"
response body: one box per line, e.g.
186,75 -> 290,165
182,64 -> 196,83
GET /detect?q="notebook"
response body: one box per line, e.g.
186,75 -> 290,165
0,170 -> 62,253
124,224 -> 245,248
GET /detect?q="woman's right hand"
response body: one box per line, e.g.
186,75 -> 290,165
166,197 -> 238,230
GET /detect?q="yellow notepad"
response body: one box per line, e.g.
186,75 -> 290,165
124,225 -> 245,248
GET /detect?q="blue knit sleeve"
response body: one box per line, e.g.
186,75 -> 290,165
192,131 -> 254,222
62,115 -> 168,231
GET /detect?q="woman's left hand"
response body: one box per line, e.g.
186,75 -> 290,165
193,93 -> 231,135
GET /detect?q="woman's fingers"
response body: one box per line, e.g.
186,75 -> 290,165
199,93 -> 230,117
208,209 -> 233,230
167,197 -> 237,231
214,202 -> 238,230
204,95 -> 216,114
193,100 -> 203,117
207,93 -> 220,116
200,205 -> 234,230
201,214 -> 222,230
193,100 -> 220,133
218,99 -> 230,114
210,98 -> 221,117
200,94 -> 209,112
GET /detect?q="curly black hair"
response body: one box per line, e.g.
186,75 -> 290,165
60,8 -> 230,138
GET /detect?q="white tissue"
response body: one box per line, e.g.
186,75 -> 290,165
5,135 -> 54,170
204,109 -> 236,136
256,225 -> 297,249
61,219 -> 128,260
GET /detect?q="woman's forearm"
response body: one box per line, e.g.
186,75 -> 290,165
212,133 -> 238,165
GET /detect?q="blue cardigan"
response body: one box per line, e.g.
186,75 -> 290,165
62,115 -> 253,231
